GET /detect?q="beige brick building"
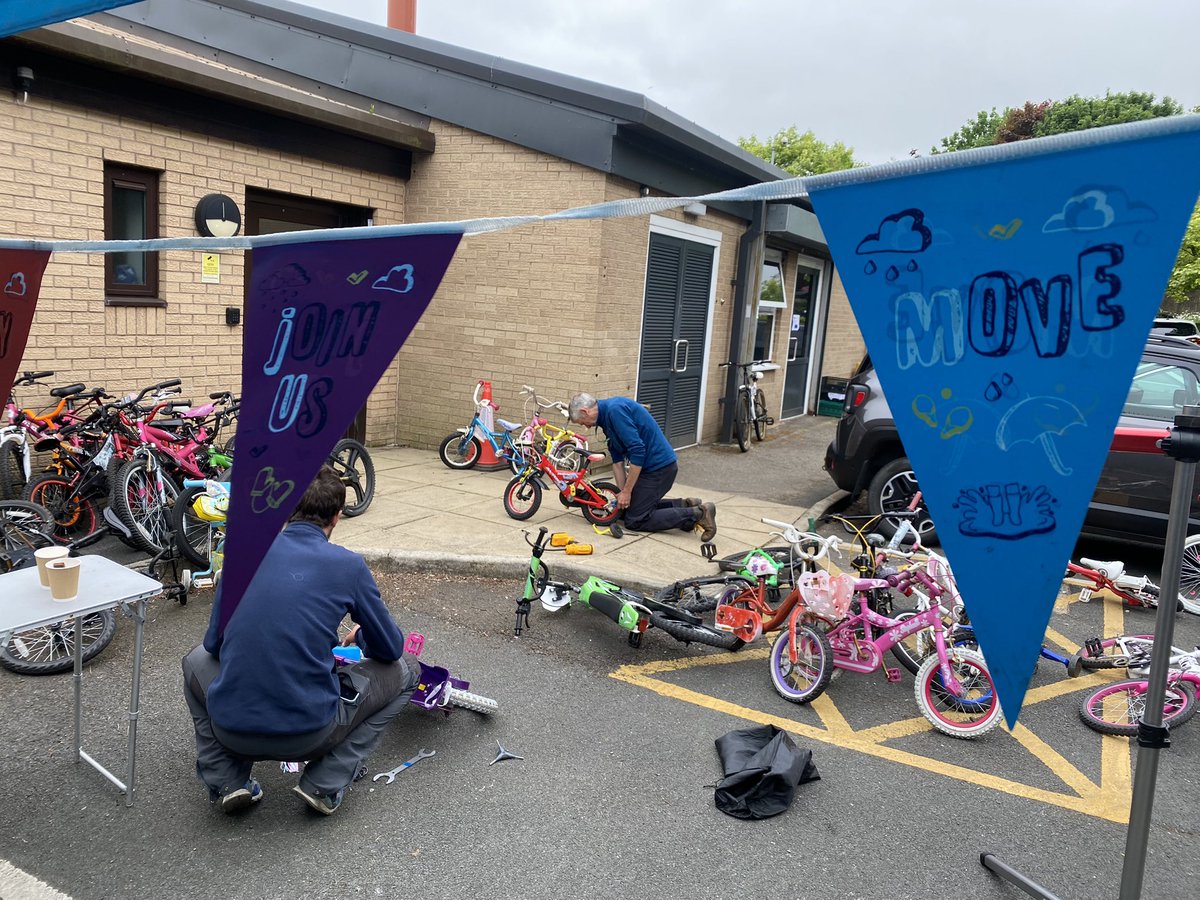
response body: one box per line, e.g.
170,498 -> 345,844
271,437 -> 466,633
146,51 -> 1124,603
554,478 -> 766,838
1,0 -> 865,452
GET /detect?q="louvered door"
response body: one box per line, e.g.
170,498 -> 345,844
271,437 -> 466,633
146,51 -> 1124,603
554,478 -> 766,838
636,233 -> 713,447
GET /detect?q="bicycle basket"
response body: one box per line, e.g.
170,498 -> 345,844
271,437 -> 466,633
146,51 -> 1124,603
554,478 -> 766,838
798,570 -> 854,622
191,494 -> 228,522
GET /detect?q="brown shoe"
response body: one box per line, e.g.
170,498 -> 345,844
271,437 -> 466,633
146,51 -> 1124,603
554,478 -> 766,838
682,497 -> 703,508
697,502 -> 717,542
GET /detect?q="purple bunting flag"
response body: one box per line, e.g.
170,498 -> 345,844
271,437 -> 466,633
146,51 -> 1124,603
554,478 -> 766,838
219,232 -> 462,631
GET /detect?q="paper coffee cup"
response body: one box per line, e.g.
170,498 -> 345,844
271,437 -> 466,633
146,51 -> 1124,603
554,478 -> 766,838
34,546 -> 70,588
46,557 -> 81,602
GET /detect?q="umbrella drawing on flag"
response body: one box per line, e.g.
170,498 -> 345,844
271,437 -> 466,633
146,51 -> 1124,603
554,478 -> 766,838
996,395 -> 1086,476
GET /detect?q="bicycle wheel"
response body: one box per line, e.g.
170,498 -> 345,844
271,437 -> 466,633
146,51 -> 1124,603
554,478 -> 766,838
1078,680 -> 1196,736
445,687 -> 499,714
580,480 -> 620,526
503,475 -> 542,520
0,609 -> 118,675
648,611 -> 745,651
1177,534 -> 1200,615
734,392 -> 751,452
438,432 -> 480,469
170,486 -> 217,569
23,472 -> 99,545
914,649 -> 1001,738
0,440 -> 26,500
768,625 -> 834,702
327,438 -> 375,517
752,390 -> 768,442
0,499 -> 56,564
113,458 -> 179,554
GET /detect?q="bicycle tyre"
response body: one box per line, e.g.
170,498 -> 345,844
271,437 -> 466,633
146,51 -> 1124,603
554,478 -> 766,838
1078,680 -> 1196,736
0,499 -> 56,561
170,486 -> 217,569
0,439 -> 26,500
914,649 -> 1001,739
1176,534 -> 1200,615
22,472 -> 100,545
113,457 -> 179,554
328,438 -> 375,517
648,611 -> 745,651
0,609 -> 118,675
503,475 -> 542,520
580,480 -> 620,526
768,625 -> 834,703
752,390 -> 768,442
438,432 -> 480,470
734,392 -> 751,452
445,687 -> 499,715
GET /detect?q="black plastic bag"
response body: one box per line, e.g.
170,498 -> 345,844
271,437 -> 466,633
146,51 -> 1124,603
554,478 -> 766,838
713,724 -> 819,819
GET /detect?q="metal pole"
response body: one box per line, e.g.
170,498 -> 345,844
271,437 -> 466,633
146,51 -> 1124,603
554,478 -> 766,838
1117,406 -> 1200,899
980,854 -> 1064,900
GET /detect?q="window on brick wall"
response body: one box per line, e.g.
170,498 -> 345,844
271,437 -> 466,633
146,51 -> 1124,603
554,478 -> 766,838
104,163 -> 161,306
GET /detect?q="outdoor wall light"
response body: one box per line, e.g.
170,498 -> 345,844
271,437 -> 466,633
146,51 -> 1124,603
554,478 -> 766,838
682,202 -> 707,216
194,193 -> 242,238
14,67 -> 33,104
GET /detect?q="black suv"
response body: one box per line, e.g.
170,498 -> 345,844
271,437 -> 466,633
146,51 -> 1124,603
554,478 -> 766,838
823,335 -> 1200,547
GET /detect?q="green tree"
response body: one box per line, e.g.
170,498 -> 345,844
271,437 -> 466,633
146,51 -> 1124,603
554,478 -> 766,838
936,91 -> 1200,304
738,126 -> 859,176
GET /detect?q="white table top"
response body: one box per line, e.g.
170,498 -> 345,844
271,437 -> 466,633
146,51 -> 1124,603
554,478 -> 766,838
0,556 -> 163,635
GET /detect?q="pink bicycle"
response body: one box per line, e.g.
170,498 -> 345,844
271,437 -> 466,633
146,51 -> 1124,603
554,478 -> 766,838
766,520 -> 1002,739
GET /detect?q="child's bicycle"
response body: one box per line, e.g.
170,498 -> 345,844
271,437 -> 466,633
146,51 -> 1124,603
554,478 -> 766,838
1077,648 -> 1200,736
764,519 -> 1003,738
334,632 -> 498,715
438,381 -> 536,473
172,477 -> 229,592
1062,555 -> 1181,612
502,445 -> 620,526
514,527 -> 746,650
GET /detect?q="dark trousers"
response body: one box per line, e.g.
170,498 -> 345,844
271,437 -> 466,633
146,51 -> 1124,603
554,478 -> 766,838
623,462 -> 699,532
182,644 -> 419,799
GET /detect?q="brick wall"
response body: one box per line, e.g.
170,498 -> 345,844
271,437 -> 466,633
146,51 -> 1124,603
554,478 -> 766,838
0,89 -> 406,442
821,268 -> 868,378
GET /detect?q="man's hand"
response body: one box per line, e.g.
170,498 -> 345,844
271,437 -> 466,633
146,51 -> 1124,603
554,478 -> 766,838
340,624 -> 361,647
617,489 -> 632,510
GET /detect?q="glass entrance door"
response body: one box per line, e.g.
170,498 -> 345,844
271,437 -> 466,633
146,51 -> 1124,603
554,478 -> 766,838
781,259 -> 823,418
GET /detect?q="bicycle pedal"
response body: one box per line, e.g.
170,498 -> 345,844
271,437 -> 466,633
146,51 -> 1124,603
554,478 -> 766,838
700,541 -> 717,561
1083,637 -> 1103,659
765,417 -> 776,425
884,666 -> 902,683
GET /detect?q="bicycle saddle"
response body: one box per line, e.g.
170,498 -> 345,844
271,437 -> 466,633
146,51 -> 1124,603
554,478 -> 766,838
1079,558 -> 1125,580
497,418 -> 521,431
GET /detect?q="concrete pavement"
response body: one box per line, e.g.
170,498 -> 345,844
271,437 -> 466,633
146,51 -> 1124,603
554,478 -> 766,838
335,415 -> 843,592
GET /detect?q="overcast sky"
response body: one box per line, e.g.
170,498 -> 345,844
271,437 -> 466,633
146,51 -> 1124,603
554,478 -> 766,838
291,0 -> 1200,165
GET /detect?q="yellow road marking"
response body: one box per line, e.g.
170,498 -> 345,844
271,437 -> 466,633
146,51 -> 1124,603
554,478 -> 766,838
612,647 -> 1135,824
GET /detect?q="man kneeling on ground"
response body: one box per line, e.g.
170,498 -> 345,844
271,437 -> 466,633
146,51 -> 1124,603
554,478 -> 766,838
569,391 -> 716,541
182,465 -> 418,816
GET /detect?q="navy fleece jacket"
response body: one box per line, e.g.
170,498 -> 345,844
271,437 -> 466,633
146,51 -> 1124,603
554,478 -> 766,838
202,521 -> 405,735
596,397 -> 676,472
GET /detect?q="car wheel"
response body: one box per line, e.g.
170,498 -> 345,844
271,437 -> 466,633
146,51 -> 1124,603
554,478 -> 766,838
867,456 -> 939,546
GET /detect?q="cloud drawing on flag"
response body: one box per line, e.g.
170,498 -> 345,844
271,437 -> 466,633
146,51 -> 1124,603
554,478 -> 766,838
1042,188 -> 1157,233
856,208 -> 933,254
4,273 -> 27,296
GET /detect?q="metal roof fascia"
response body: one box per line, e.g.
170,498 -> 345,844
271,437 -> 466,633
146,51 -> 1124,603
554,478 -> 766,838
107,1 -> 790,187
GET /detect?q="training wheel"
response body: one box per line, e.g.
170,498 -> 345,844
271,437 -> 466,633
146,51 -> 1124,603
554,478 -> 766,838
700,541 -> 717,561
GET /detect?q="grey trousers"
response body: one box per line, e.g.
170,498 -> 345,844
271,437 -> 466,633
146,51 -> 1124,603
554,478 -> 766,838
182,644 -> 419,800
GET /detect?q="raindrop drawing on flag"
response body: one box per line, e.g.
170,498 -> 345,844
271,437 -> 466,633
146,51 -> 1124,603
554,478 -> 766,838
218,232 -> 462,632
807,121 -> 1200,724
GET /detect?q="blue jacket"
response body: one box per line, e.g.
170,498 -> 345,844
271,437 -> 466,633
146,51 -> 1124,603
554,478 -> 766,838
596,397 -> 676,473
202,522 -> 405,735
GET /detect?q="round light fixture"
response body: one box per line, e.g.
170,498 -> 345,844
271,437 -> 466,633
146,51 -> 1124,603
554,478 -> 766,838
194,193 -> 242,238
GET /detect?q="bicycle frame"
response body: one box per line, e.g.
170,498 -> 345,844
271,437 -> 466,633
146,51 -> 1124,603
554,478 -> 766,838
1066,560 -> 1157,607
521,450 -> 613,514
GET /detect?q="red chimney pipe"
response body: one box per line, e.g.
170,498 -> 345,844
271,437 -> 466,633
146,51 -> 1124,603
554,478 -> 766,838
388,0 -> 416,33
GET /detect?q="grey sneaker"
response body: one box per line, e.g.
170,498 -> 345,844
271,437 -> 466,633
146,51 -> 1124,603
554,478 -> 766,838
697,502 -> 717,542
220,778 -> 263,814
293,784 -> 344,816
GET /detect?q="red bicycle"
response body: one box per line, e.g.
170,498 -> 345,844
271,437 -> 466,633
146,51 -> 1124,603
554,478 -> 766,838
501,445 -> 619,526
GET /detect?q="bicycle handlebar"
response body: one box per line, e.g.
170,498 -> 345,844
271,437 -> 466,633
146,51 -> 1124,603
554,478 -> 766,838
759,517 -> 839,560
17,371 -> 54,385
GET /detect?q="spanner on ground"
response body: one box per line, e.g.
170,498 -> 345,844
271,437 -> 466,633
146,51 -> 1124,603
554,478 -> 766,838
373,748 -> 435,784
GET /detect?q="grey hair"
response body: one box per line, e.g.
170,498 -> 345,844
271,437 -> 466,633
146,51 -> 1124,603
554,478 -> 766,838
568,392 -> 598,423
